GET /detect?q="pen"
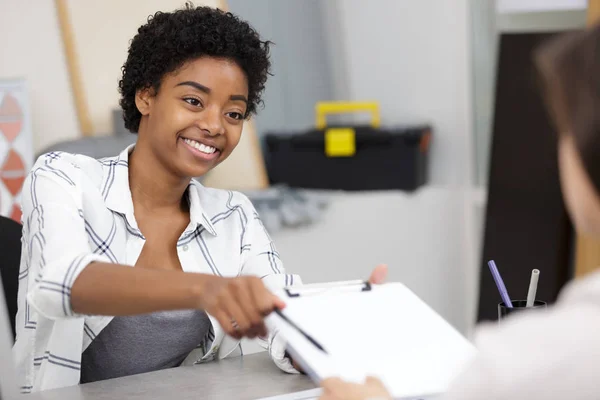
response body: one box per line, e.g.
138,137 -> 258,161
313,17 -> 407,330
488,260 -> 513,308
274,309 -> 328,354
526,269 -> 540,307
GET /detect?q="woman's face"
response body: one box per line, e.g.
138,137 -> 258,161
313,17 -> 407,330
558,134 -> 600,236
135,56 -> 248,178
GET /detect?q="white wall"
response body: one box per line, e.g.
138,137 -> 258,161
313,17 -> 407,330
0,0 -> 219,153
330,0 -> 473,188
497,0 -> 587,13
228,0 -> 338,135
343,0 -> 474,332
65,0 -> 219,135
470,0 -> 499,188
272,189 -> 472,333
0,0 -> 80,154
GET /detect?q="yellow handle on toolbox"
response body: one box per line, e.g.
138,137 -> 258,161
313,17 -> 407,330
315,101 -> 381,130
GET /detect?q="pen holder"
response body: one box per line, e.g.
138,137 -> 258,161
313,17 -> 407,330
498,300 -> 547,320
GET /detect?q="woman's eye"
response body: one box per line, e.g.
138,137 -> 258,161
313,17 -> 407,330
227,112 -> 244,121
184,98 -> 202,107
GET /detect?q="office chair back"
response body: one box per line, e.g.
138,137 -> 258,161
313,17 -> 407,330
0,215 -> 22,341
0,274 -> 18,399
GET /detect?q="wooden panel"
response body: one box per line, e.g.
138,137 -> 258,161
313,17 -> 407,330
573,0 -> 600,278
477,33 -> 573,322
54,0 -> 93,136
202,120 -> 270,190
587,0 -> 600,24
575,235 -> 600,276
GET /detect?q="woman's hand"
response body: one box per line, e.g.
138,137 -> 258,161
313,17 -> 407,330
320,377 -> 392,400
196,275 -> 285,339
368,264 -> 388,285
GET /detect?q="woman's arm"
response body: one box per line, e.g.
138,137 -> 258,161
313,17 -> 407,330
23,166 -> 282,339
70,262 -> 283,339
234,195 -> 302,370
70,262 -> 208,315
443,302 -> 600,400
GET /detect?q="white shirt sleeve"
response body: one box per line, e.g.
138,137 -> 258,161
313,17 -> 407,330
443,273 -> 600,400
237,194 -> 302,373
21,162 -> 110,320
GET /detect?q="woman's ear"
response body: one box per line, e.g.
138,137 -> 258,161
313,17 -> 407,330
135,87 -> 154,116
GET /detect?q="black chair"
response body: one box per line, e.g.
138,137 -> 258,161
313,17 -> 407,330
0,216 -> 22,341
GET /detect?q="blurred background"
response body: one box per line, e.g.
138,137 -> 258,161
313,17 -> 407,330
0,0 -> 596,344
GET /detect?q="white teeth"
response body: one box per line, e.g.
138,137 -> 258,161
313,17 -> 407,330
183,138 -> 216,154
199,143 -> 216,154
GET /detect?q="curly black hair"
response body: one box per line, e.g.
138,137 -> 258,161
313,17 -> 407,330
118,3 -> 272,133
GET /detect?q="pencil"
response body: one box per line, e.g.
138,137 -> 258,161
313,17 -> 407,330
526,269 -> 540,307
488,260 -> 513,308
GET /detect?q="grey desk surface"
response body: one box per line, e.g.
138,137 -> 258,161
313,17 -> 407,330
26,352 -> 316,400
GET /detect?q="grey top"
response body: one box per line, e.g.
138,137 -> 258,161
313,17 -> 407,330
80,310 -> 211,383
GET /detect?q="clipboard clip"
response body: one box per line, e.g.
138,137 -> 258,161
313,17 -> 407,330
284,280 -> 372,298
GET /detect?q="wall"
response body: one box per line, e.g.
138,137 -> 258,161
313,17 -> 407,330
328,0 -> 473,188
470,0 -> 499,188
65,0 -> 218,135
496,0 -> 587,13
228,0 -> 338,136
272,189 -> 472,333
323,0 -> 475,333
0,0 -> 79,153
0,0 -> 219,154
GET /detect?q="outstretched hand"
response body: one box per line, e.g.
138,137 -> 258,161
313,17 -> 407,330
368,264 -> 388,285
319,376 -> 392,400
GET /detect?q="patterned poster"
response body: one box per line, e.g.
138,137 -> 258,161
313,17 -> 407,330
0,79 -> 33,223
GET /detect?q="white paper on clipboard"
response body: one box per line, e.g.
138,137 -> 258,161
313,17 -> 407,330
265,281 -> 476,400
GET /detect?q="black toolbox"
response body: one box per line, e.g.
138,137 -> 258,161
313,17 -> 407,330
264,102 -> 431,191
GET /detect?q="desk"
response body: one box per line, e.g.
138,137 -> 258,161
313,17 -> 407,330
26,352 -> 316,400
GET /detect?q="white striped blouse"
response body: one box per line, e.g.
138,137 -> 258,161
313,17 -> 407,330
12,145 -> 301,392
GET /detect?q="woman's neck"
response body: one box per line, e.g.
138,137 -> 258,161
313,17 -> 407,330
128,142 -> 190,214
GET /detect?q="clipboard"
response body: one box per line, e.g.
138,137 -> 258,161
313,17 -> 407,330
265,281 -> 476,400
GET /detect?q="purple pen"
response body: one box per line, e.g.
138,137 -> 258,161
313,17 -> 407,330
488,260 -> 513,308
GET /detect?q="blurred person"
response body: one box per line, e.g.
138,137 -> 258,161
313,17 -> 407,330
11,2 -> 385,392
319,22 -> 600,400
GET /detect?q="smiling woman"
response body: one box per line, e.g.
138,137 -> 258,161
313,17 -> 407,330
11,3 -> 304,392
132,58 -> 249,178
